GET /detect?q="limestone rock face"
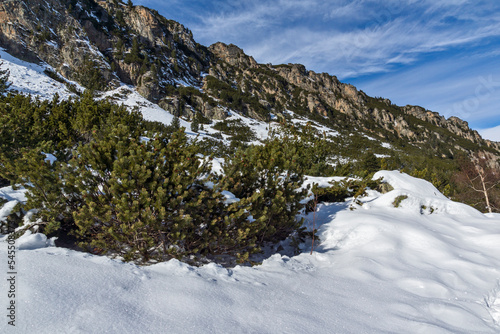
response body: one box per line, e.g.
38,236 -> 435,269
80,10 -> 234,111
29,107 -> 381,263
0,0 -> 208,95
203,42 -> 498,150
159,95 -> 227,121
0,0 -> 114,86
209,42 -> 257,68
403,105 -> 483,143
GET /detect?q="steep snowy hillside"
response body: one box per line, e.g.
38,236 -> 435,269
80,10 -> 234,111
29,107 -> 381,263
1,171 -> 499,333
0,47 -> 339,146
0,48 -> 78,99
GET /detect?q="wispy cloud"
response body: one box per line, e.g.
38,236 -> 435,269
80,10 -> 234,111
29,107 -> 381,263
134,0 -> 500,130
136,0 -> 500,77
176,0 -> 500,79
349,55 -> 500,130
478,125 -> 500,142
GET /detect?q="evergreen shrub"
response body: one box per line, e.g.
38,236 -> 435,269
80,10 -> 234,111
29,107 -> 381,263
220,133 -> 308,246
66,126 -> 252,263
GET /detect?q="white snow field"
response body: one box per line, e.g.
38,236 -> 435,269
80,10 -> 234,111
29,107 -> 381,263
0,48 -> 79,100
1,171 -> 500,333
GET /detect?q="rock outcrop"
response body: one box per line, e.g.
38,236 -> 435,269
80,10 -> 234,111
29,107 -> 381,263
0,0 -> 209,96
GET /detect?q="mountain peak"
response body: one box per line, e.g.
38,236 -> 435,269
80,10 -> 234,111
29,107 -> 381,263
209,42 -> 257,68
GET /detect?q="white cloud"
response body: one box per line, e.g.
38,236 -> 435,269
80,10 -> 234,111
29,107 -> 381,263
135,0 -> 500,78
186,0 -> 500,80
478,125 -> 500,142
349,55 -> 500,131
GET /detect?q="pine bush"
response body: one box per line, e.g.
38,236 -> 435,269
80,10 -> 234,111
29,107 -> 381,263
65,126 -> 253,263
220,134 -> 308,246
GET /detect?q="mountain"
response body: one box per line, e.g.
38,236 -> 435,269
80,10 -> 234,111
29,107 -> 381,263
1,0 -> 499,212
1,0 -> 498,147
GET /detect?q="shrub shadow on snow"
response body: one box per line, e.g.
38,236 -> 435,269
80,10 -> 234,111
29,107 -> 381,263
299,201 -> 349,254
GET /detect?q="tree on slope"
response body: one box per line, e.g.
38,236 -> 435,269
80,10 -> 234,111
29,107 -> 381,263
220,133 -> 308,249
0,64 -> 11,93
67,126 -> 252,263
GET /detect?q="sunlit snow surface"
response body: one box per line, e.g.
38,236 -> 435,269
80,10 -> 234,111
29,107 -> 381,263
1,171 -> 500,333
0,49 -> 78,100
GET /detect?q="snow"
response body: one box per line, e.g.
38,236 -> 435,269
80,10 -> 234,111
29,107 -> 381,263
16,230 -> 56,250
210,157 -> 225,175
1,171 -> 499,333
42,152 -> 57,165
0,48 -> 75,100
286,110 -> 339,138
303,175 -> 350,189
100,86 -> 190,129
374,153 -> 390,158
221,190 -> 240,204
0,186 -> 27,222
75,39 -> 107,61
206,109 -> 340,147
0,200 -> 18,222
221,111 -> 273,144
45,40 -> 58,49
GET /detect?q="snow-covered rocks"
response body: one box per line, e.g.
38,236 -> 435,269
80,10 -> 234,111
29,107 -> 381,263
371,170 -> 485,217
16,230 -> 56,250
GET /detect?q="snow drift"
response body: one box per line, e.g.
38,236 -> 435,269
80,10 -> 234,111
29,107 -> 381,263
1,171 -> 500,333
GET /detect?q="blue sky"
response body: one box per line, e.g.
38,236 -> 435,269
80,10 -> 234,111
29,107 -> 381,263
135,0 -> 500,140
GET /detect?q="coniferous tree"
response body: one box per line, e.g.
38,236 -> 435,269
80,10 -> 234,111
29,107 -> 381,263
0,65 -> 11,93
361,151 -> 380,174
190,113 -> 200,132
4,148 -> 78,235
171,115 -> 180,130
125,37 -> 142,64
68,126 -> 251,263
115,38 -> 124,59
78,58 -> 106,91
115,9 -> 125,26
277,122 -> 336,176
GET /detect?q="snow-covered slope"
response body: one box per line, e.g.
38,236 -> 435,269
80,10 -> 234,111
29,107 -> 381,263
0,49 -> 343,146
0,48 -> 78,100
1,171 -> 499,333
99,85 -> 191,129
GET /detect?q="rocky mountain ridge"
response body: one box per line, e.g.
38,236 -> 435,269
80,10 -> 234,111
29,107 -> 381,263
0,0 -> 498,156
0,0 -> 209,96
208,42 -> 491,148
